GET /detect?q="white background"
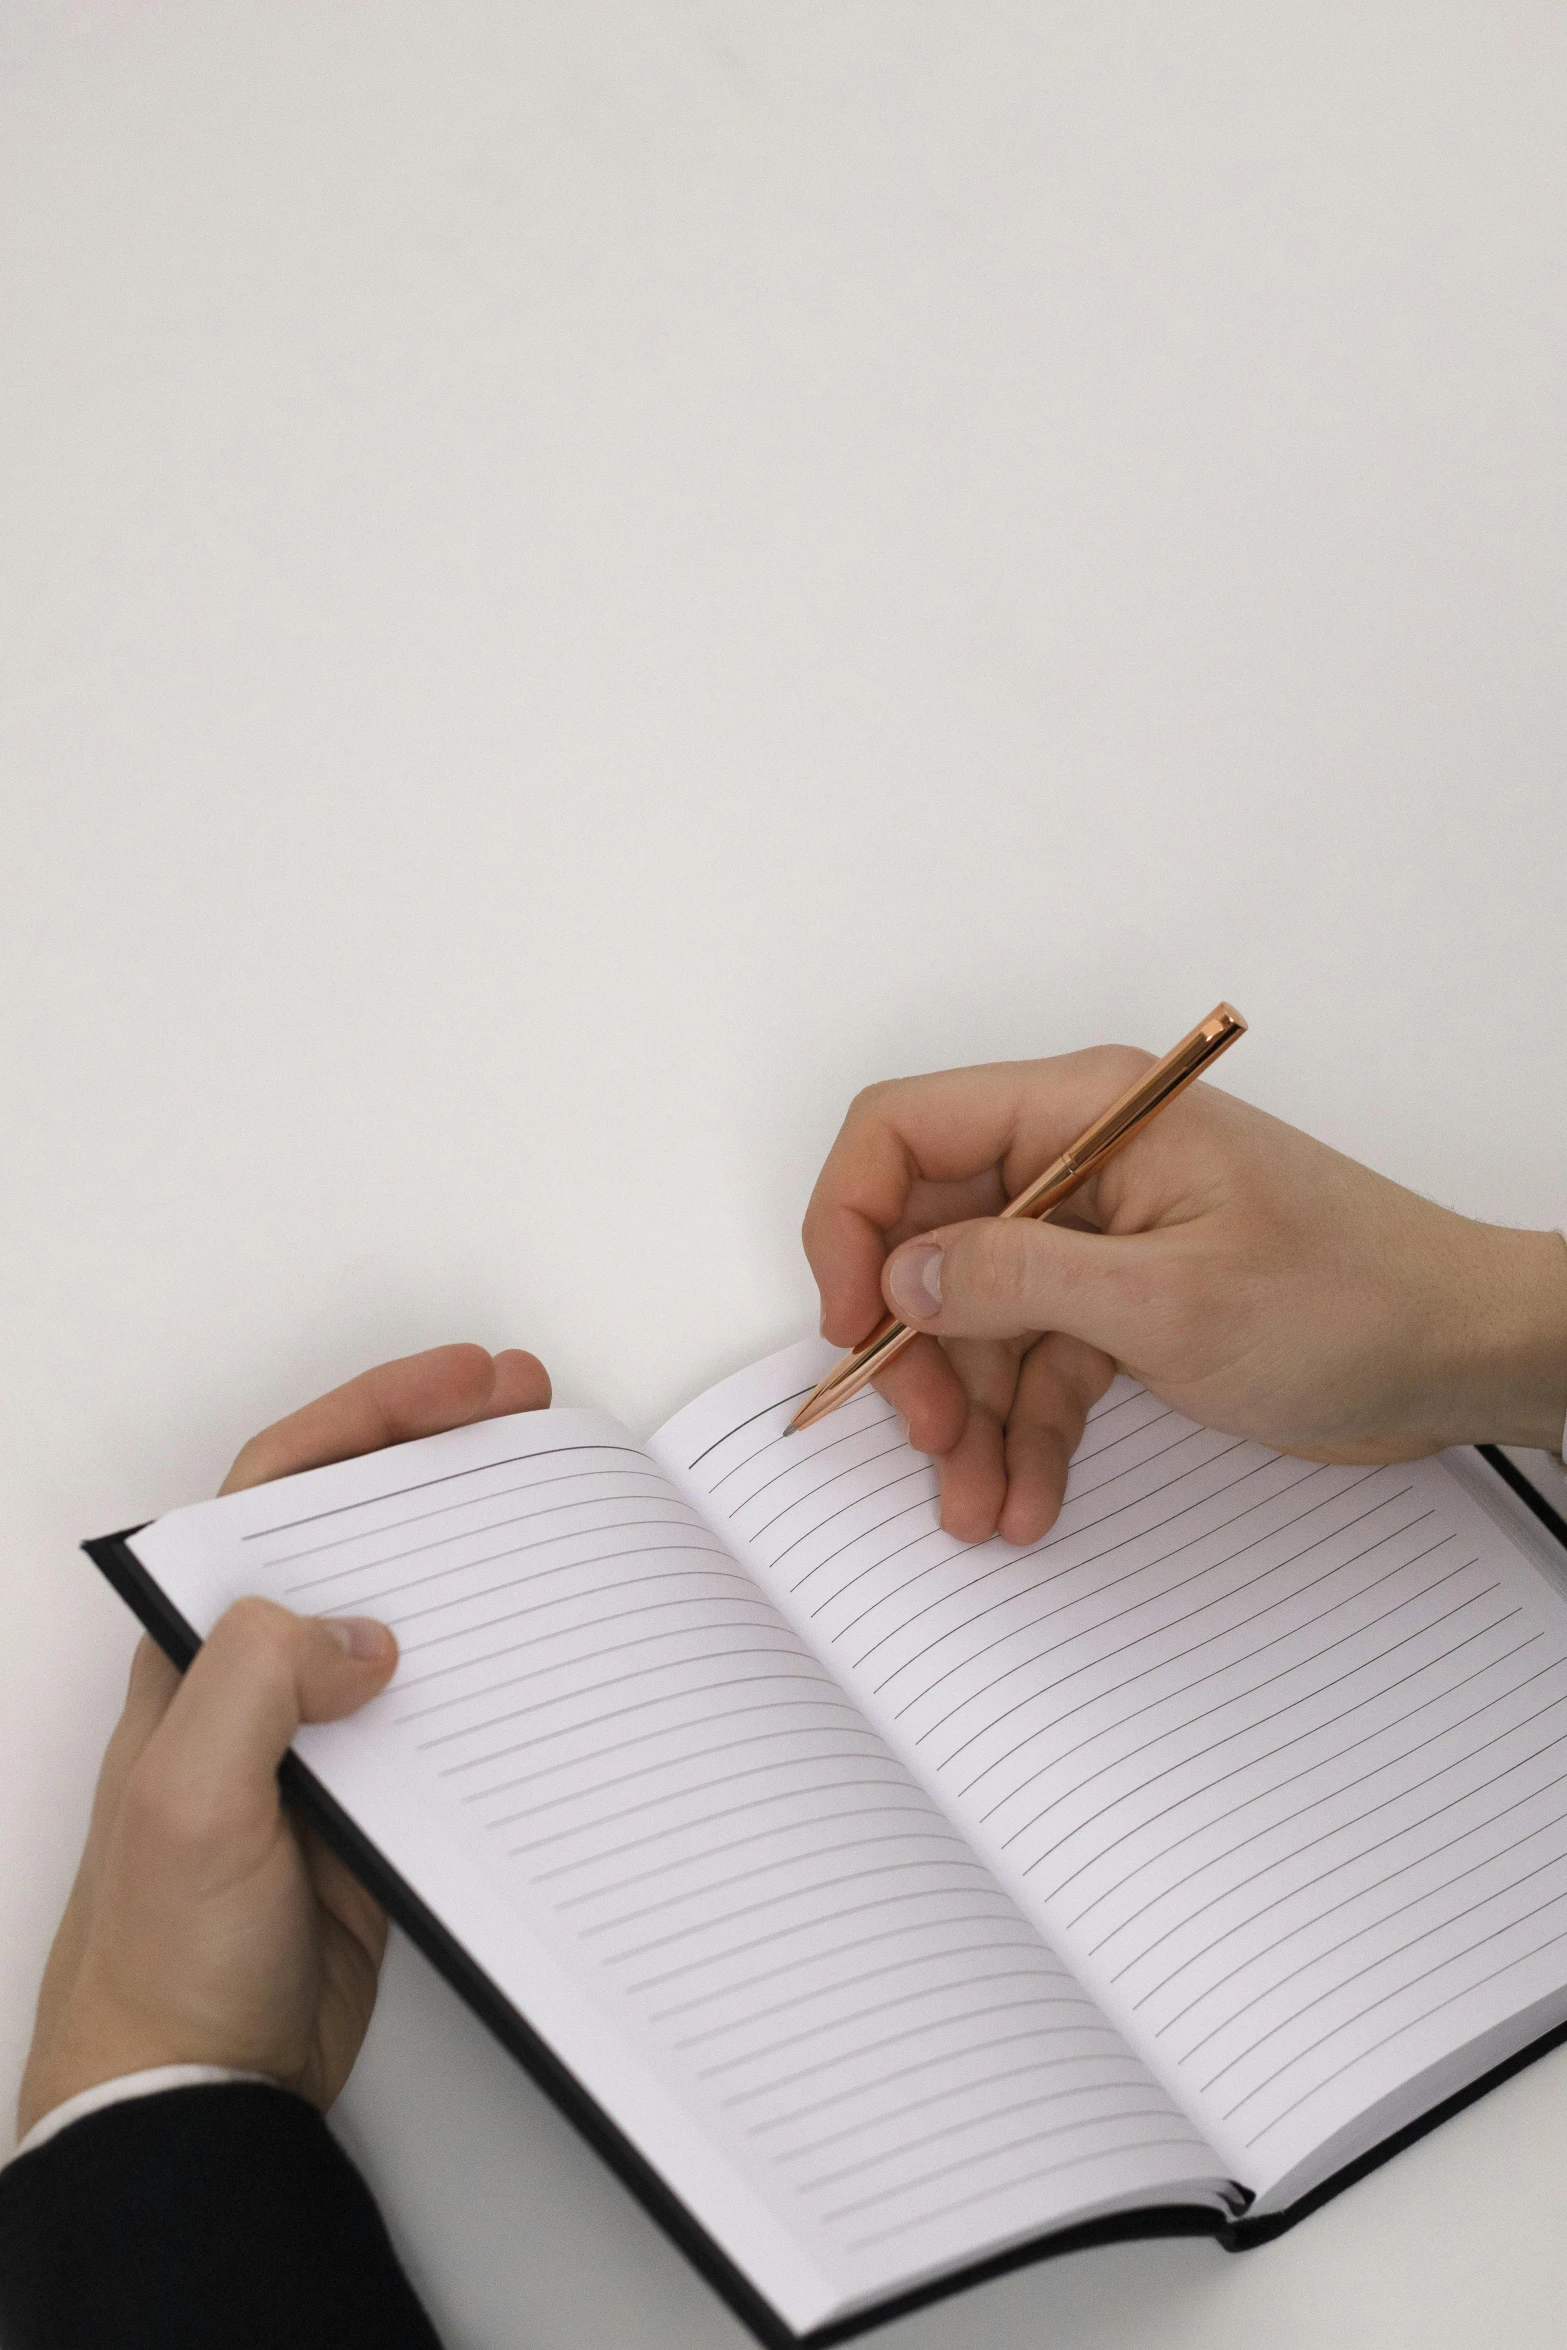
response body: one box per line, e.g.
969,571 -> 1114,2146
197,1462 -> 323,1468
2,5 -> 1565,2344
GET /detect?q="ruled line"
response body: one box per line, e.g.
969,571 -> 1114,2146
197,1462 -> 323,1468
1230,1893 -> 1567,2133
1174,1797 -> 1567,2063
724,1416 -> 894,1514
646,1911 -> 1043,2026
1012,1575 -> 1500,1884
288,1489 -> 700,1603
393,1551 -> 740,1657
878,1459 -> 1343,1702
778,1469 -> 940,1584
1083,1640 -> 1561,1947
683,1952 -> 1049,2062
685,1387 -> 816,1472
989,1571 -> 1485,1912
849,1449 -> 1299,1670
483,1706 -> 880,1817
626,1882 -> 1019,1995
540,1786 -> 934,1893
1136,1710 -> 1567,2017
1024,1588 -> 1512,1917
1243,1919 -> 1567,2145
277,1461 -> 665,1583
1204,1853 -> 1567,2097
420,1634 -> 812,1756
741,1442 -> 910,1540
441,1660 -> 848,1782
514,1755 -> 911,1855
819,2103 -> 1187,2221
811,1434 -> 1255,1643
932,1497 -> 1436,1775
761,2032 -> 1136,2142
395,1589 -> 779,1724
392,1562 -> 760,1692
711,1981 -> 1077,2086
578,1829 -> 972,1940
378,1521 -> 722,1625
606,1857 -> 996,1970
844,2132 -> 1207,2249
245,1440 -> 649,1539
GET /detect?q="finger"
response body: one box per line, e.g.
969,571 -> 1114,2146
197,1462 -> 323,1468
997,1333 -> 1117,1546
131,1600 -> 398,1864
222,1344 -> 552,1492
928,1337 -> 1027,1544
114,1637 -> 182,1757
882,1170 -> 1012,1253
801,1051 -> 1153,1345
302,1827 -> 389,1974
87,1639 -> 181,1831
308,1850 -> 391,2106
78,1639 -> 183,1866
933,1391 -> 1008,1544
32,1640 -> 186,2019
802,1074 -> 1013,1346
885,1214 -> 1170,1358
870,1334 -> 970,1457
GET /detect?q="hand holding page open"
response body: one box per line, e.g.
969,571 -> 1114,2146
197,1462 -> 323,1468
88,1340 -> 1567,2347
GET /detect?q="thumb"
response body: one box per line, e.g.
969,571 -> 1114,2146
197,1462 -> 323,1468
884,1215 -> 1157,1357
138,1599 -> 397,1843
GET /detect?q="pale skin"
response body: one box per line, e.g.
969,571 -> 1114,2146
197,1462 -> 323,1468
18,1053 -> 1567,2137
804,1050 -> 1567,1545
17,1344 -> 551,2142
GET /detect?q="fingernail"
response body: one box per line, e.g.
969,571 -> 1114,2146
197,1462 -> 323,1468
888,1241 -> 943,1323
323,1617 -> 395,1664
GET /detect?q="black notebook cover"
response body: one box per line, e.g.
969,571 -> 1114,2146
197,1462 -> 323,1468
82,1443 -> 1567,2347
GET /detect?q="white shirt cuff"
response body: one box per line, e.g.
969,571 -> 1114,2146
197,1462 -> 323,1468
12,2065 -> 277,2161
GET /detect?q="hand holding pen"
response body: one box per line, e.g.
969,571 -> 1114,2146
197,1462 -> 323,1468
799,1012 -> 1567,1548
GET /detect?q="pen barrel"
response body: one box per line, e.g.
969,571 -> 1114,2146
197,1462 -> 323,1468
789,1002 -> 1246,1432
1001,1002 -> 1246,1223
827,1313 -> 912,1381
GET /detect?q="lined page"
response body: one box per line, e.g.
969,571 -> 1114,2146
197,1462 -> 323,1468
129,1403 -> 1222,2329
655,1341 -> 1567,2200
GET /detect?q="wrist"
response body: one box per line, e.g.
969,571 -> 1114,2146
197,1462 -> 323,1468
17,1989 -> 265,2144
18,2028 -> 181,2144
14,2064 -> 279,2160
1443,1225 -> 1567,1453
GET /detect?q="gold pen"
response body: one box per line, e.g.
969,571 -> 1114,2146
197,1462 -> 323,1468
788,1002 -> 1248,1434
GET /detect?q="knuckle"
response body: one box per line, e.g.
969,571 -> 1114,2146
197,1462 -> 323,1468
1089,1043 -> 1156,1089
201,1597 -> 305,1705
215,1595 -> 297,1667
220,1423 -> 296,1494
126,1635 -> 173,1705
1162,1254 -> 1212,1335
967,1218 -> 1033,1313
219,1433 -> 265,1491
120,1753 -> 231,1856
847,1079 -> 892,1121
1040,1333 -> 1112,1424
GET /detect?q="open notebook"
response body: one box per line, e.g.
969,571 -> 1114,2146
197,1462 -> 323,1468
88,1339 -> 1567,2346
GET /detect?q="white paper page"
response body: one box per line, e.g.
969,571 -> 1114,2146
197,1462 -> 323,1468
128,1403 -> 1222,2328
654,1342 -> 1567,2201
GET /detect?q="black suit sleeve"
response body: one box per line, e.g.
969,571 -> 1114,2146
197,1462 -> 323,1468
0,2082 -> 446,2350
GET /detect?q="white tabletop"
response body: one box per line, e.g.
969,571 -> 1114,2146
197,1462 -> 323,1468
3,6 -> 1565,2344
